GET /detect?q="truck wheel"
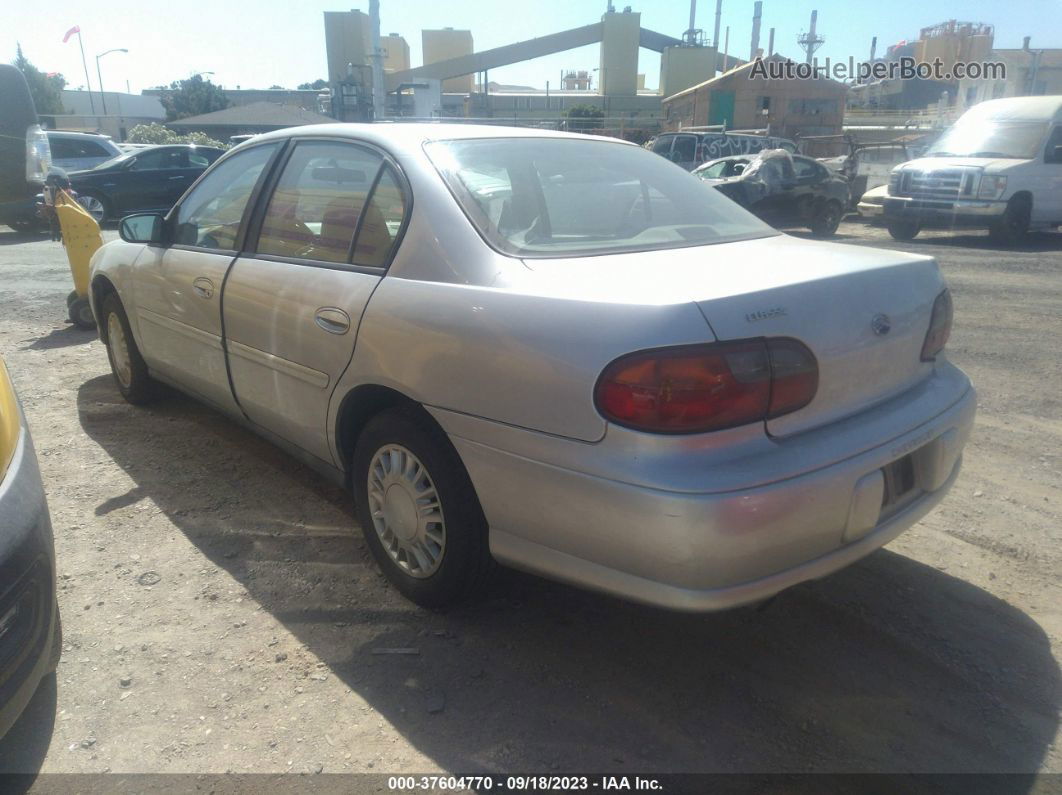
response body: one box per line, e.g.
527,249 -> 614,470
809,200 -> 843,237
887,220 -> 920,241
988,196 -> 1030,246
352,407 -> 493,608
68,297 -> 96,330
100,293 -> 157,404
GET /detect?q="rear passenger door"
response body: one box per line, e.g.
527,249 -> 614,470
222,139 -> 408,464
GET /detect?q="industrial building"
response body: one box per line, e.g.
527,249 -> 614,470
958,38 -> 1062,109
848,20 -> 995,110
661,54 -> 847,139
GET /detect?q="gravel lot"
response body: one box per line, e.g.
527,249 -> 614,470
0,220 -> 1058,779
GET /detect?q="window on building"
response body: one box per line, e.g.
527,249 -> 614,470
787,98 -> 838,116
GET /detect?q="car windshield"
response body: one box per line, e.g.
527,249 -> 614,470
927,121 -> 1047,159
426,137 -> 775,258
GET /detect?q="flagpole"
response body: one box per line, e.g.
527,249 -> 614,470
76,31 -> 96,115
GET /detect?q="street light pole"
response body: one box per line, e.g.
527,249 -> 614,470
95,48 -> 129,116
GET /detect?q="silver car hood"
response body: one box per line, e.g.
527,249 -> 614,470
522,234 -> 944,438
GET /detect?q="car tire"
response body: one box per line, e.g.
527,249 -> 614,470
988,196 -> 1030,246
809,199 -> 843,237
887,219 -> 921,241
66,290 -> 79,308
68,296 -> 96,330
352,406 -> 493,608
100,292 -> 157,404
76,191 -> 109,224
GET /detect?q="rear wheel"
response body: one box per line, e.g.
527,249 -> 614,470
352,407 -> 493,608
809,200 -> 843,237
887,219 -> 921,241
100,293 -> 157,404
988,196 -> 1030,246
76,191 -> 109,224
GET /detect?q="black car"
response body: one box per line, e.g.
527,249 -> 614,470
68,144 -> 225,223
694,152 -> 850,237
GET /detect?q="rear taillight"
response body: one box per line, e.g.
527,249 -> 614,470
594,338 -> 818,434
921,289 -> 953,361
25,124 -> 51,184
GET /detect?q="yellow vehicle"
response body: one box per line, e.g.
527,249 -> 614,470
52,188 -> 101,329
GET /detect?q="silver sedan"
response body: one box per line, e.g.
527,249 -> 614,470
88,124 -> 975,611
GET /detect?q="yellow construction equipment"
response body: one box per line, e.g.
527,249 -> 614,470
52,188 -> 102,329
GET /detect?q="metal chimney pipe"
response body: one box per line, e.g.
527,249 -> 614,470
806,9 -> 817,64
689,0 -> 697,35
768,27 -> 775,56
723,25 -> 729,71
1023,36 -> 1031,51
713,0 -> 722,48
750,1 -> 762,60
870,35 -> 877,62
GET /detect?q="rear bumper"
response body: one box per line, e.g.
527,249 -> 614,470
883,196 -> 1007,227
439,364 -> 976,612
0,425 -> 58,739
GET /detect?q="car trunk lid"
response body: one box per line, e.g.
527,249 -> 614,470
522,234 -> 944,438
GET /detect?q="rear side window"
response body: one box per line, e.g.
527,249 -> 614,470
174,143 -> 279,250
672,136 -> 696,161
352,166 -> 406,268
131,149 -> 186,171
257,142 -> 383,263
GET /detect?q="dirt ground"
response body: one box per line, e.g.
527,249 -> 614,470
0,220 -> 1058,779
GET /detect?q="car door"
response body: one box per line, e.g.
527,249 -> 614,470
222,139 -> 408,464
788,156 -> 824,222
1037,125 -> 1062,223
131,142 -> 282,413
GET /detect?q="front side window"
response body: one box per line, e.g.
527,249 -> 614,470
1044,127 -> 1062,163
793,158 -> 819,179
651,136 -> 673,155
174,143 -> 279,249
672,136 -> 697,161
697,160 -> 729,179
427,137 -> 775,258
257,142 -> 384,263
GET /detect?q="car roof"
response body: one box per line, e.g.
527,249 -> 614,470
960,95 -> 1062,122
245,123 -> 636,155
48,130 -> 113,140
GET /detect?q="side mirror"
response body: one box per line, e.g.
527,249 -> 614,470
119,213 -> 165,245
1052,145 -> 1062,163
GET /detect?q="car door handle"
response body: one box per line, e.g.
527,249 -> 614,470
314,307 -> 350,335
192,277 -> 215,299
168,175 -> 186,181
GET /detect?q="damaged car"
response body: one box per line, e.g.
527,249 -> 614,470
695,149 -> 850,237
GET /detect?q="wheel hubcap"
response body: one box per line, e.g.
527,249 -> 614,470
107,313 -> 132,388
367,444 -> 445,578
79,196 -> 104,222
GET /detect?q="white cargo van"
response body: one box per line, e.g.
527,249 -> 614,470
882,96 -> 1062,244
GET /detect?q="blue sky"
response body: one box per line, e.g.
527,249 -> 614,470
5,0 -> 1060,94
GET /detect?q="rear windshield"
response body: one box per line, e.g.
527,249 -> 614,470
425,137 -> 776,258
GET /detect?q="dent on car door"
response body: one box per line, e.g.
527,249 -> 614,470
131,142 -> 281,412
222,140 -> 407,464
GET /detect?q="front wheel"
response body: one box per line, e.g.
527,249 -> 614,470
809,200 -> 843,237
887,219 -> 921,241
988,196 -> 1030,246
68,296 -> 96,330
100,293 -> 157,404
352,407 -> 493,608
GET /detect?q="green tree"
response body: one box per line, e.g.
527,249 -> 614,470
297,79 -> 329,90
565,103 -> 605,132
162,74 -> 230,121
126,123 -> 226,149
13,44 -> 66,115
